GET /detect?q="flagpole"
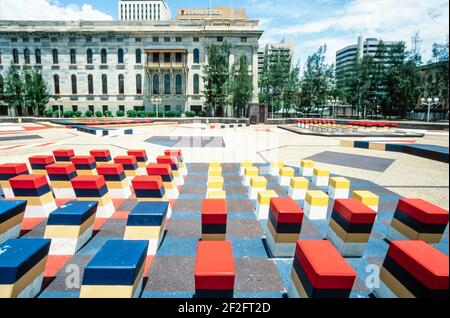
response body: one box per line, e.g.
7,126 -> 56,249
209,0 -> 212,20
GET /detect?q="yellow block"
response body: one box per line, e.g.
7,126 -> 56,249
290,177 -> 309,189
0,180 -> 11,188
14,192 -> 54,206
244,166 -> 259,177
50,181 -> 73,188
0,257 -> 47,298
329,219 -> 371,243
124,225 -> 163,239
124,170 -> 137,177
202,233 -> 226,241
76,170 -> 98,176
32,170 -> 47,176
268,220 -> 299,243
300,160 -> 315,168
313,168 -> 329,177
80,264 -> 145,298
369,143 -> 386,151
207,190 -> 227,199
44,214 -> 95,239
0,212 -> 25,234
250,176 -> 267,188
305,191 -> 328,206
380,267 -> 415,298
257,190 -> 278,205
209,162 -> 221,168
77,193 -> 112,206
329,177 -> 350,189
208,167 -> 222,177
352,191 -> 379,206
340,140 -> 354,147
106,180 -> 129,189
279,167 -> 295,177
270,161 -> 284,168
163,181 -> 176,190
241,161 -> 253,168
208,177 -> 224,189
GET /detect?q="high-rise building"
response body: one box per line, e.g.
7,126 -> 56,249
119,0 -> 171,22
259,38 -> 294,76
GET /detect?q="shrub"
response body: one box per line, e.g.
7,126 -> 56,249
73,111 -> 82,118
116,110 -> 125,117
127,110 -> 137,118
95,111 -> 103,118
146,111 -> 156,118
103,110 -> 113,117
44,109 -> 53,118
53,110 -> 62,118
85,110 -> 93,117
185,111 -> 196,117
198,111 -> 207,117
137,110 -> 147,118
63,111 -> 74,118
164,110 -> 182,118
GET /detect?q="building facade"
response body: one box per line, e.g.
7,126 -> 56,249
119,0 -> 171,22
0,17 -> 262,116
259,38 -> 294,76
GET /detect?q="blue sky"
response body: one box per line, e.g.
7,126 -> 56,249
1,0 -> 449,65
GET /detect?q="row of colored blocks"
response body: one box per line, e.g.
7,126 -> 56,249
206,162 -> 226,199
1,237 -> 446,298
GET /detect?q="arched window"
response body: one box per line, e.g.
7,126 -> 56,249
87,49 -> 93,64
152,74 -> 160,95
0,75 -> 4,94
193,74 -> 200,95
164,74 -> 171,94
118,74 -> 125,94
175,74 -> 182,95
24,49 -> 30,64
118,48 -> 124,64
53,74 -> 60,95
35,49 -> 41,64
135,49 -> 142,64
52,49 -> 59,64
136,74 -> 142,94
102,74 -> 108,94
101,49 -> 107,64
71,74 -> 77,94
70,49 -> 76,64
193,48 -> 200,64
12,49 -> 19,64
88,74 -> 94,95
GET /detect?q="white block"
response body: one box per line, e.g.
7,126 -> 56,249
264,225 -> 297,257
109,187 -> 132,199
327,228 -> 366,257
256,203 -> 270,220
288,188 -> 307,200
48,226 -> 93,255
277,175 -> 291,186
174,175 -> 184,186
1,187 -> 15,199
0,223 -> 21,244
248,187 -> 265,200
53,188 -> 76,199
24,201 -> 57,218
166,204 -> 172,219
312,175 -> 329,187
270,167 -> 280,176
303,202 -> 328,220
300,167 -> 313,177
96,201 -> 115,218
328,187 -> 350,200
243,176 -> 252,186
17,272 -> 44,299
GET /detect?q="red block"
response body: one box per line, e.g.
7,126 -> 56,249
202,199 -> 227,224
146,164 -> 172,176
70,156 -> 96,165
46,163 -> 76,175
53,149 -> 75,157
397,198 -> 448,225
90,149 -> 111,158
71,175 -> 106,189
164,149 -> 182,157
9,174 -> 49,189
333,199 -> 377,224
96,164 -> 124,175
270,197 -> 304,224
387,240 -> 449,290
195,241 -> 235,290
295,240 -> 356,290
131,176 -> 163,190
114,156 -> 137,165
156,156 -> 177,166
0,163 -> 29,175
127,150 -> 147,159
29,155 -> 55,165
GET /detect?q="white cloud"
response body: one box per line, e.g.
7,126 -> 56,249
0,0 -> 113,20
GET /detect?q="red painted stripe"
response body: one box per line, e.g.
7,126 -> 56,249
270,197 -> 303,224
333,199 -> 377,224
397,198 -> 448,224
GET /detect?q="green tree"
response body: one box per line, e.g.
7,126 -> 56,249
230,55 -> 253,117
284,63 -> 301,115
203,42 -> 231,116
1,63 -> 24,117
24,68 -> 50,116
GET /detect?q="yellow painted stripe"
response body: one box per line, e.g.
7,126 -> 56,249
300,160 -> 315,168
0,212 -> 25,234
14,192 -> 54,206
268,220 -> 300,243
352,191 -> 379,206
279,167 -> 295,177
305,191 -> 328,206
77,194 -> 112,206
76,170 -> 98,176
244,167 -> 259,177
207,191 -> 226,199
44,214 -> 95,239
380,267 -> 415,298
50,181 -> 73,188
313,168 -> 329,177
257,190 -> 278,205
329,219 -> 370,243
124,225 -> 163,239
250,176 -> 267,188
209,162 -> 221,168
290,177 -> 308,189
202,233 -> 226,241
270,161 -> 284,168
291,270 -> 309,298
329,177 -> 350,189
106,180 -> 129,189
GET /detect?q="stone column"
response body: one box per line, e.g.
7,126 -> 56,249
251,45 -> 259,103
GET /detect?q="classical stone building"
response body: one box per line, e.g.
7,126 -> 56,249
0,5 -> 262,116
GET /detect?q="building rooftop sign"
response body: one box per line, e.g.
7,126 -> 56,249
176,7 -> 248,21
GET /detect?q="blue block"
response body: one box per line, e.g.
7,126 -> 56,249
82,239 -> 148,286
0,200 -> 27,224
0,238 -> 51,284
354,141 -> 369,149
73,185 -> 108,198
134,188 -> 165,198
385,143 -> 406,152
47,201 -> 98,226
12,184 -> 51,197
127,202 -> 168,226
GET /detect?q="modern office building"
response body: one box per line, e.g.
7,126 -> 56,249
176,7 -> 248,21
259,38 -> 294,76
0,2 -> 262,117
119,0 -> 171,22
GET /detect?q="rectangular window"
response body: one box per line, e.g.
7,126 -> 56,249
52,105 -> 59,112
175,53 -> 182,63
164,105 -> 171,112
152,37 -> 159,42
176,37 -> 182,42
164,53 -> 171,63
34,38 -> 40,43
51,38 -> 58,43
164,37 -> 170,42
100,38 -> 107,43
217,37 -> 224,42
11,38 -> 17,43
193,37 -> 199,42
119,105 -> 125,112
88,105 -> 94,112
102,105 -> 108,112
135,38 -> 142,42
22,37 -> 29,43
72,105 -> 78,112
69,37 -> 76,43
241,37 -> 248,43
86,36 -> 92,43
153,52 -> 160,62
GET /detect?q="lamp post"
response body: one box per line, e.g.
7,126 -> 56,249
327,98 -> 339,118
151,96 -> 162,118
421,97 -> 439,122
